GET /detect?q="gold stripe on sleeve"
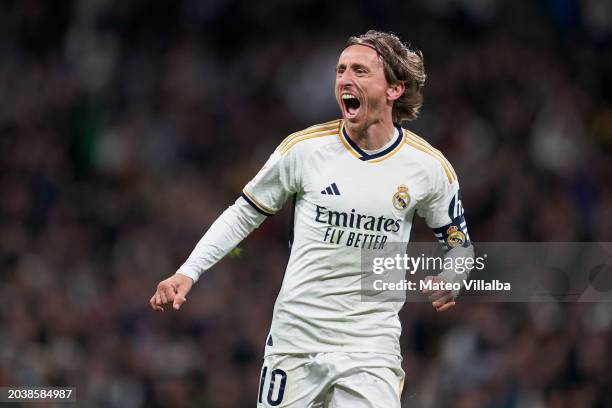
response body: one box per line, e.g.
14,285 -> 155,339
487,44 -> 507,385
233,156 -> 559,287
408,131 -> 458,180
242,189 -> 276,215
405,131 -> 456,183
405,139 -> 455,183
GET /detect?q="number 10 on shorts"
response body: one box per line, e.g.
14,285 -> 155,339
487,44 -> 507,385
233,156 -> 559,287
258,366 -> 287,406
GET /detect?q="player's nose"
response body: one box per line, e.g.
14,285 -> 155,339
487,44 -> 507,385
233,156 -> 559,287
336,72 -> 355,88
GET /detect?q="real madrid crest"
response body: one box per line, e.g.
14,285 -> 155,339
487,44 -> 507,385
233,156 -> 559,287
392,185 -> 411,211
446,225 -> 466,248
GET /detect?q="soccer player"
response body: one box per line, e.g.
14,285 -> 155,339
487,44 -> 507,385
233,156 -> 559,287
150,30 -> 473,407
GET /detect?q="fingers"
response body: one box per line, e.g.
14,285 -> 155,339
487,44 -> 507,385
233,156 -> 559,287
428,290 -> 455,312
431,292 -> 454,309
436,300 -> 456,312
150,294 -> 164,312
427,290 -> 451,303
150,281 -> 174,312
157,292 -> 166,310
161,284 -> 176,305
173,294 -> 187,310
172,274 -> 193,310
173,282 -> 190,310
150,275 -> 192,312
420,276 -> 456,312
156,281 -> 176,305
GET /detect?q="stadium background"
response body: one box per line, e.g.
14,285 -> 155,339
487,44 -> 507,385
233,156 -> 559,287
1,0 -> 611,406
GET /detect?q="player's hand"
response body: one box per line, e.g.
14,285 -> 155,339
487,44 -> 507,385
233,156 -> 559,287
150,273 -> 193,312
421,275 -> 455,312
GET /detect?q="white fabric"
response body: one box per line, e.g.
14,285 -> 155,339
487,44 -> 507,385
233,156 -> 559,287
257,352 -> 404,408
242,120 -> 466,356
178,119 -> 470,357
177,197 -> 265,282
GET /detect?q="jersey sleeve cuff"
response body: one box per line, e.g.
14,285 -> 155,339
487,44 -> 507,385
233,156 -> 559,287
176,266 -> 200,283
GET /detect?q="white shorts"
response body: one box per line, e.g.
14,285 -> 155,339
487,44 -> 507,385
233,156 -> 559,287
256,352 -> 404,407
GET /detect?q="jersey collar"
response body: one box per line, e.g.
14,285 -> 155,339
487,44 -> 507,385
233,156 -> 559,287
340,121 -> 405,162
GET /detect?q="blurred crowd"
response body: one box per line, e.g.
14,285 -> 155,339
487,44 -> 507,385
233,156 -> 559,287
1,0 -> 611,406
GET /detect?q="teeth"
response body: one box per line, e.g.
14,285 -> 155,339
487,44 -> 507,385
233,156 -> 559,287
342,94 -> 357,100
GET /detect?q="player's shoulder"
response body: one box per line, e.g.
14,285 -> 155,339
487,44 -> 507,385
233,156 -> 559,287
276,119 -> 342,156
402,128 -> 457,184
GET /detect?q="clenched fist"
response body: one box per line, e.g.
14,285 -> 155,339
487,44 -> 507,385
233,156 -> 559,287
421,275 -> 456,312
150,273 -> 194,312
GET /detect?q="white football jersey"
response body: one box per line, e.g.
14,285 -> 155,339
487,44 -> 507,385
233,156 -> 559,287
241,119 -> 466,356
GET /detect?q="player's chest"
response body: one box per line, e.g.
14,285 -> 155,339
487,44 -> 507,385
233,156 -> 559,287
302,159 -> 428,220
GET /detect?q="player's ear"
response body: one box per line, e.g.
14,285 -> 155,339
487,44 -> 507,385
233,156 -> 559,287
386,81 -> 404,102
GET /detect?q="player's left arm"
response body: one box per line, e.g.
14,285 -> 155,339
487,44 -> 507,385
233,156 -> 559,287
417,159 -> 474,312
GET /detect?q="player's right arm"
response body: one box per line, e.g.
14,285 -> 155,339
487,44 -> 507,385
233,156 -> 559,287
149,141 -> 302,312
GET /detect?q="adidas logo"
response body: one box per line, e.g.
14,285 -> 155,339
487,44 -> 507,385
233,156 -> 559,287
321,182 -> 341,195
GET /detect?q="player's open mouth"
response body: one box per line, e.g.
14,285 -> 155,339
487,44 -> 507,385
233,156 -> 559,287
342,94 -> 361,119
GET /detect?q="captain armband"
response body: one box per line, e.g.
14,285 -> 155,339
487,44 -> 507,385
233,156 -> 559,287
432,215 -> 471,252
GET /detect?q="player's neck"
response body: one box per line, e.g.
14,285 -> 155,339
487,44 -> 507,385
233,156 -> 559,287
344,119 -> 397,151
